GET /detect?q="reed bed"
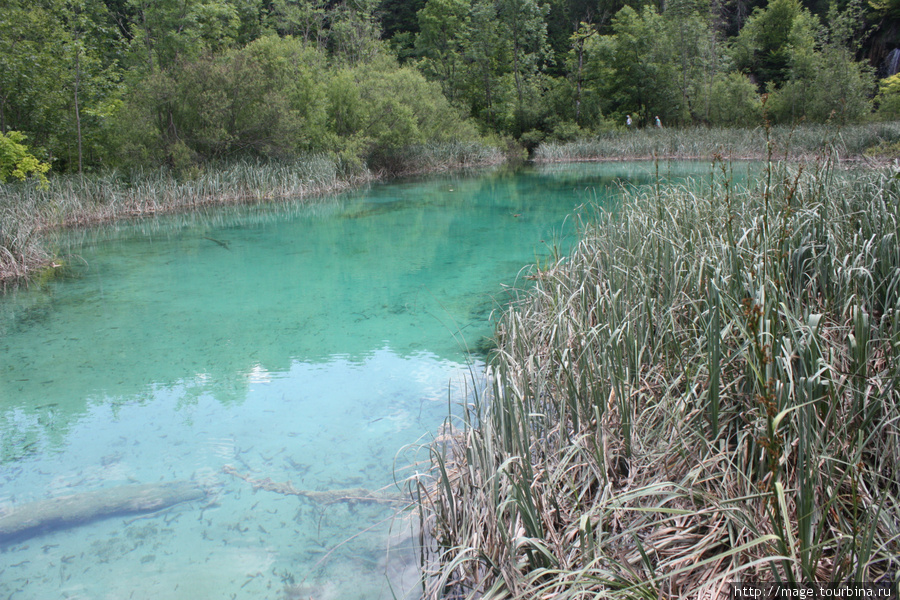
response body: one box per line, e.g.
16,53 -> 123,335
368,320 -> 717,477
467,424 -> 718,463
8,154 -> 353,227
535,122 -> 900,163
0,155 -> 359,281
373,141 -> 507,175
0,194 -> 50,282
413,153 -> 900,598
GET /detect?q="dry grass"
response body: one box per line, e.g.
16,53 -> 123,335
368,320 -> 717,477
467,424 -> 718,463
534,122 -> 900,164
412,147 -> 900,598
0,156 -> 359,282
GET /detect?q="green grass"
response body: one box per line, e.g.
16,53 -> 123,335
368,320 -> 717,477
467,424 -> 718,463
535,122 -> 900,163
413,150 -> 900,598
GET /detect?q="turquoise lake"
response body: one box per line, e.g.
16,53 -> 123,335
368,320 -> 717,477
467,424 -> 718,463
0,161 -> 736,600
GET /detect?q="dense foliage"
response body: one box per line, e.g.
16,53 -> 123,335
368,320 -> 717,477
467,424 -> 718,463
0,0 -> 899,173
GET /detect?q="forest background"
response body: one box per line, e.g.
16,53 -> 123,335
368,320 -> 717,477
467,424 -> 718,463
3,0 -> 900,178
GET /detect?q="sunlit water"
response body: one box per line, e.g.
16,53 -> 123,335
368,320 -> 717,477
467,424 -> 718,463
0,162 -> 725,600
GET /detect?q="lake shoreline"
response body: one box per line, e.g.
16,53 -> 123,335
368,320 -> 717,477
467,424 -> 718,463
531,151 -> 891,164
533,122 -> 900,165
0,149 -> 506,288
8,122 -> 900,288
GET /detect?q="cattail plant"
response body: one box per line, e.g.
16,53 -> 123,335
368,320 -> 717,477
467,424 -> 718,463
413,149 -> 900,598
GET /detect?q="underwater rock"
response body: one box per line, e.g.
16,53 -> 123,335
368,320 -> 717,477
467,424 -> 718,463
0,481 -> 206,544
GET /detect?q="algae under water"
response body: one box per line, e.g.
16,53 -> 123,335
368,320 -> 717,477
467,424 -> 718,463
0,162 -> 731,599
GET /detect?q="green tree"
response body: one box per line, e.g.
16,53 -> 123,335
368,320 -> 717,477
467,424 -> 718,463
731,0 -> 818,88
0,131 -> 50,187
0,0 -> 58,134
327,0 -> 383,65
110,35 -> 480,169
378,0 -> 427,39
0,0 -> 123,172
707,71 -> 762,125
876,73 -> 900,117
230,0 -> 269,45
57,0 -> 124,172
757,0 -> 873,123
269,0 -> 327,45
496,0 -> 551,133
568,22 -> 596,125
665,0 -> 727,124
125,0 -> 240,72
416,0 -> 470,102
585,5 -> 678,125
460,0 -> 505,127
112,36 -> 332,166
544,0 -> 627,71
350,57 -> 478,159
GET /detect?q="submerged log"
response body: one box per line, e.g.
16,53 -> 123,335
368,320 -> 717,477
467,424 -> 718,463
222,465 -> 404,505
0,481 -> 206,544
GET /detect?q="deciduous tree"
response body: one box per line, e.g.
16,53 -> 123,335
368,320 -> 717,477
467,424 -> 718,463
0,131 -> 50,187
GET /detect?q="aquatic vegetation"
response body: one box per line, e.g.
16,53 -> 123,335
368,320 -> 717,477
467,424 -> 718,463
1,155 -> 357,227
371,141 -> 506,176
0,192 -> 50,283
415,155 -> 900,598
534,122 -> 900,163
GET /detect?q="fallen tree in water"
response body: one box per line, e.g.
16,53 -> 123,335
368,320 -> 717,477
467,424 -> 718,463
0,481 -> 206,544
222,465 -> 404,506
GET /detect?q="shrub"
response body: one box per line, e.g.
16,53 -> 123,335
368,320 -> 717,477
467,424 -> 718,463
876,74 -> 900,120
707,72 -> 763,127
0,131 -> 50,187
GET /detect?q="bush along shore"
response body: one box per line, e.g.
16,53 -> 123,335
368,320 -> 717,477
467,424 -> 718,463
0,142 -> 504,286
413,150 -> 900,598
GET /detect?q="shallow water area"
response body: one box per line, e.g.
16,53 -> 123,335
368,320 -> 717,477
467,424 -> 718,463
0,161 -> 726,599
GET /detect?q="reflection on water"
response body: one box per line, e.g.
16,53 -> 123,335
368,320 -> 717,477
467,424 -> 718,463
0,161 -> 721,599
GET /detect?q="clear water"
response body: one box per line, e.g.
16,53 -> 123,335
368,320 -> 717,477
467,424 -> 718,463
0,162 -> 715,600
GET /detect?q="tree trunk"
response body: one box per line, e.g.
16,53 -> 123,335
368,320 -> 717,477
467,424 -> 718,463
0,482 -> 205,543
75,41 -> 83,174
575,36 -> 585,124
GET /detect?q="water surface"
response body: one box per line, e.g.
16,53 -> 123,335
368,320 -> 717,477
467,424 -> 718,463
0,162 -> 720,599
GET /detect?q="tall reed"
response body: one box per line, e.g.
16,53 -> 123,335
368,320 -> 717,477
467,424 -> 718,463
0,158 -> 342,283
0,193 -> 50,283
413,152 -> 900,598
535,122 -> 900,163
0,155 -> 354,229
